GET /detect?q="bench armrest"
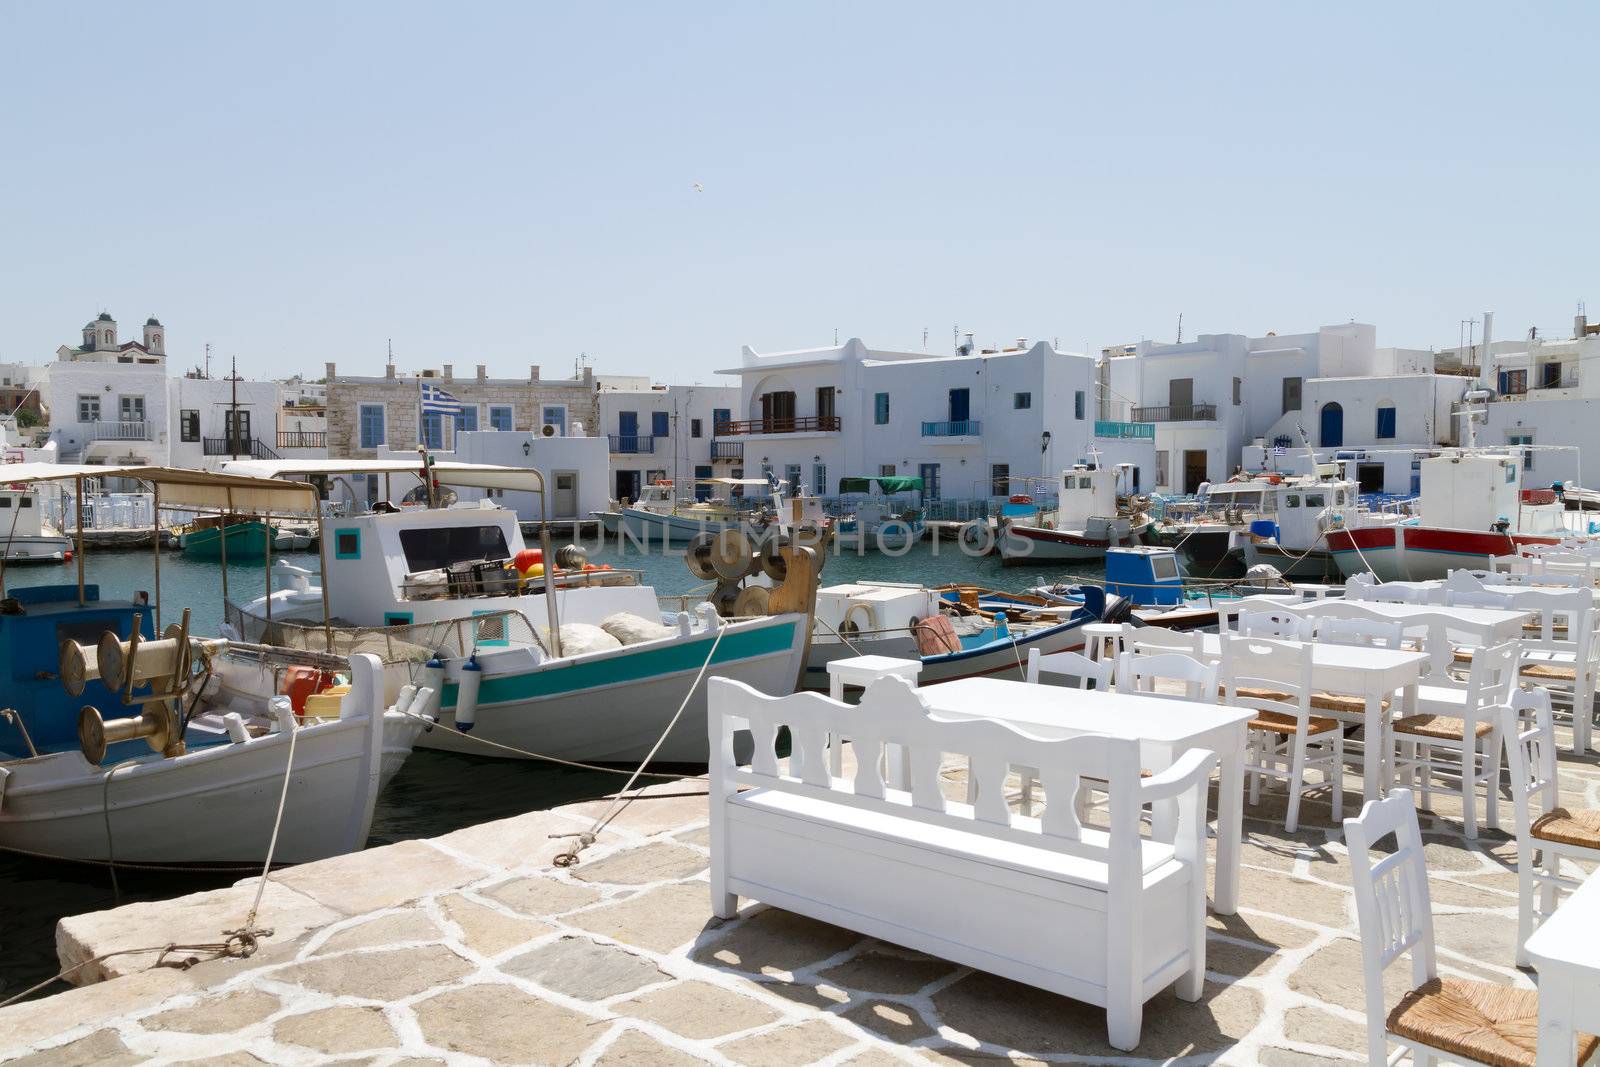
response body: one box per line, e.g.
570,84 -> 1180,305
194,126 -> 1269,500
1138,748 -> 1217,804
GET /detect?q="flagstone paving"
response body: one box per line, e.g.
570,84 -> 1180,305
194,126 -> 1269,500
2,738 -> 1597,1065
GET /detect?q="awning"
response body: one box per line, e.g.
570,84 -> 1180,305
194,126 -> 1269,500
220,458 -> 546,494
695,477 -> 770,486
838,476 -> 924,495
0,463 -> 320,514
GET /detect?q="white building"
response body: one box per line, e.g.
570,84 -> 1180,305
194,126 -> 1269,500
168,374 -> 283,470
718,337 -> 1155,505
596,377 -> 740,503
45,313 -> 171,466
1468,314 -> 1600,487
365,430 -> 609,522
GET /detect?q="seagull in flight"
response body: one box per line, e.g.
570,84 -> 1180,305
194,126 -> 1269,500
691,181 -> 704,193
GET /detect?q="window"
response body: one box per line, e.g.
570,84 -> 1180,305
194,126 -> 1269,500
1508,432 -> 1535,470
180,409 -> 199,442
102,330 -> 112,343
1498,369 -> 1528,396
118,395 -> 144,422
1285,494 -> 1301,508
816,386 -> 835,420
1540,362 -> 1562,389
18,496 -> 30,508
651,411 -> 669,438
1073,390 -> 1085,420
874,392 -> 890,425
117,356 -> 132,364
1282,377 -> 1302,414
334,528 -> 361,560
813,463 -> 827,496
784,464 -> 802,491
690,418 -> 702,438
397,525 -> 511,571
78,395 -> 100,422
990,463 -> 1010,495
543,406 -> 567,435
1375,407 -> 1396,440
421,411 -> 445,449
712,408 -> 731,433
1305,493 -> 1326,508
1232,377 -> 1242,405
1156,450 -> 1169,487
359,404 -> 385,449
879,463 -> 896,477
488,405 -> 513,432
455,404 -> 479,434
1014,392 -> 1032,410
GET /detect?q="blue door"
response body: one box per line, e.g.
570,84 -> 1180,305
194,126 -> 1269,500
618,411 -> 638,452
1319,402 -> 1344,448
948,388 -> 970,424
694,465 -> 713,500
652,411 -> 670,439
918,463 -> 941,500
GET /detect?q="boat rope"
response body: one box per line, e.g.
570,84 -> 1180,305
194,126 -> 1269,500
240,711 -> 300,934
811,615 -> 866,658
0,931 -> 267,1010
549,621 -> 728,868
392,706 -> 700,780
100,758 -> 143,900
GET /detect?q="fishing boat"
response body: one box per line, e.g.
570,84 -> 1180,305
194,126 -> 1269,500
1326,451 -> 1592,581
0,463 -> 423,865
179,514 -> 277,559
0,487 -> 72,563
1235,474 -> 1367,581
224,459 -> 815,765
999,463 -> 1151,565
832,475 -> 925,552
802,579 -> 1111,690
1146,476 -> 1282,573
609,477 -> 772,545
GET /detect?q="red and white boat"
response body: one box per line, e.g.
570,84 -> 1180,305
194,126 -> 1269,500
1000,464 -> 1150,565
1326,451 -> 1587,581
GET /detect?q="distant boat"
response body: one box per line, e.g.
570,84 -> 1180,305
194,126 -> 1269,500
1000,463 -> 1150,565
180,515 -> 276,559
0,487 -> 72,563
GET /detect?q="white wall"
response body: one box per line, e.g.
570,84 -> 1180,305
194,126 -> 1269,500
45,360 -> 170,464
168,377 -> 282,470
375,431 -> 609,521
598,383 -> 740,500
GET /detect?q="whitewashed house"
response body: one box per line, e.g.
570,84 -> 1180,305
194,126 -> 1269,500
719,337 -> 1154,506
596,377 -> 740,503
1471,314 -> 1600,487
168,375 -> 283,471
45,313 -> 171,467
277,376 -> 329,458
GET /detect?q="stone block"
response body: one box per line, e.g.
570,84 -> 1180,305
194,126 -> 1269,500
593,1029 -> 706,1066
502,936 -> 668,1001
271,944 -> 473,1000
267,840 -> 487,915
693,907 -> 863,978
273,1005 -> 399,1054
717,1019 -> 856,1067
817,947 -> 958,995
615,980 -> 779,1039
571,841 -> 708,886
313,909 -> 443,955
483,874 -> 600,917
565,880 -> 714,954
143,988 -> 282,1034
437,893 -> 551,957
413,983 -> 596,1063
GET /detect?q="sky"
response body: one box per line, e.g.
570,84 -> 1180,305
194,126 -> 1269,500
1,3 -> 1596,384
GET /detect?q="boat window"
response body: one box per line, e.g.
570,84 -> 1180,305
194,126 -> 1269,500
1079,477 -> 1093,489
1150,555 -> 1179,579
19,496 -> 31,508
1285,495 -> 1301,508
399,525 -> 512,571
1305,493 -> 1325,508
0,498 -> 9,508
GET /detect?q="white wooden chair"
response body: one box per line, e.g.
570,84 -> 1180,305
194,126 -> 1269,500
1345,789 -> 1598,1067
1121,622 -> 1202,655
1459,588 -> 1600,754
1311,615 -> 1405,649
708,675 -> 1218,1051
1444,588 -> 1516,609
1222,635 -> 1342,834
1500,690 -> 1600,968
1388,640 -> 1516,839
1235,607 -> 1312,640
1026,647 -> 1113,690
1115,651 -> 1219,703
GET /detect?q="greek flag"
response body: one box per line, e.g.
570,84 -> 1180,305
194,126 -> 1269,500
1273,444 -> 1286,456
420,383 -> 461,416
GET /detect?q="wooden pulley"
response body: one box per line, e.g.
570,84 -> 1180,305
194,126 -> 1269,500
710,529 -> 755,581
98,623 -> 189,694
60,640 -> 101,697
709,579 -> 742,617
77,700 -> 182,765
684,532 -> 720,580
757,542 -> 788,582
732,585 -> 771,617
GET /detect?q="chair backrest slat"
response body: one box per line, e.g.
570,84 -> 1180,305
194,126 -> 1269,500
1344,789 -> 1438,1022
1026,646 -> 1113,690
1115,651 -> 1219,702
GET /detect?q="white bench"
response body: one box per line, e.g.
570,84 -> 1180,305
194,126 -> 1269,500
707,674 -> 1217,1051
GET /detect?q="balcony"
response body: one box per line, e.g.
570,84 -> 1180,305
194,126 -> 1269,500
86,420 -> 152,442
203,437 -> 280,460
277,430 -> 327,450
1094,420 -> 1155,440
717,416 -> 840,436
609,434 -> 657,454
921,419 -> 981,438
1130,403 -> 1216,422
710,440 -> 743,462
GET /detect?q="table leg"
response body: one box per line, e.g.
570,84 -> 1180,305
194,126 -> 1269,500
1213,724 -> 1246,915
1535,971 -> 1576,1067
1363,692 -> 1384,802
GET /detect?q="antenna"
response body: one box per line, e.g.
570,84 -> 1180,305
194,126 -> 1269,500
204,343 -> 211,379
922,327 -> 928,351
387,338 -> 394,367
1176,312 -> 1183,344
833,328 -> 839,346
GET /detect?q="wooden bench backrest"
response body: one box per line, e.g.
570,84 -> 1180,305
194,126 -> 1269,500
708,675 -> 1144,863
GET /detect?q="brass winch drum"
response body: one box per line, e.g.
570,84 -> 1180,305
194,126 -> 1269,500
77,701 -> 180,765
59,640 -> 101,697
97,624 -> 187,693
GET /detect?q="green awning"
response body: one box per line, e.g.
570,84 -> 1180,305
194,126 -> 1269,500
838,476 -> 924,494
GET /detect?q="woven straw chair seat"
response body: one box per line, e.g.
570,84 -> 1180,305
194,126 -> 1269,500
1245,709 -> 1339,736
1392,713 -> 1494,742
1452,649 -> 1578,681
1530,806 -> 1600,850
1227,685 -> 1387,715
1387,976 -> 1598,1067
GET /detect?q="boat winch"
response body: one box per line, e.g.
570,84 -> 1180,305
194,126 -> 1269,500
77,701 -> 183,765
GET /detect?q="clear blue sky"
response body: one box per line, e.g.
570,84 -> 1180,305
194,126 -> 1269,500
1,3 -> 1594,382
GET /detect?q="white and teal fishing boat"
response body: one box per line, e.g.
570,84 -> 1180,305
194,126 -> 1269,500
225,459 -> 811,765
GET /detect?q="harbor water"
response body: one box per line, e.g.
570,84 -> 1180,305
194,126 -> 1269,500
0,537 -> 1105,1001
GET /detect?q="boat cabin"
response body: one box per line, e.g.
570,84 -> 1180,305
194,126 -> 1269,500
0,489 -> 50,538
1270,478 -> 1359,548
1057,465 -> 1120,528
1104,547 -> 1185,607
1418,452 -> 1525,533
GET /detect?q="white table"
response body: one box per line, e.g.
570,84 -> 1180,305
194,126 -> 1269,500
827,656 -> 923,777
1138,634 -> 1430,801
919,677 -> 1254,915
1223,596 -> 1532,646
1526,870 -> 1600,1065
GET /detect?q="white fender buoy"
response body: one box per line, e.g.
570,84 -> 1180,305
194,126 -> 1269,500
393,683 -> 418,716
423,655 -> 446,720
455,653 -> 482,733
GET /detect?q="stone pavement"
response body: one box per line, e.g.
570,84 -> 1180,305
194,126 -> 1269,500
1,739 -> 1598,1066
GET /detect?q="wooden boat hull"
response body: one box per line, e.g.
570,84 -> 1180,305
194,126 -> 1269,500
181,520 -> 275,560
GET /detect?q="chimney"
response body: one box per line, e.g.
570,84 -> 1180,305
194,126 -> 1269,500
529,365 -> 540,382
324,361 -> 337,379
385,364 -> 396,379
476,364 -> 487,380
582,367 -> 593,386
1477,311 -> 1494,391
442,364 -> 453,380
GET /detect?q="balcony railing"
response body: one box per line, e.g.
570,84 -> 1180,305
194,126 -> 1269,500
710,441 -> 743,461
203,436 -> 280,460
717,416 -> 841,436
277,430 -> 327,449
1093,420 -> 1155,440
609,434 -> 657,454
1131,403 -> 1216,422
921,419 -> 982,437
86,420 -> 152,442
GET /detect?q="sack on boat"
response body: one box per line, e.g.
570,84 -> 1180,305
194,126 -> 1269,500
541,622 -> 622,655
600,612 -> 677,646
912,614 -> 961,656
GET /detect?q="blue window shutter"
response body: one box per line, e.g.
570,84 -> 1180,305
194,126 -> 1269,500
652,411 -> 670,437
1376,407 -> 1396,439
